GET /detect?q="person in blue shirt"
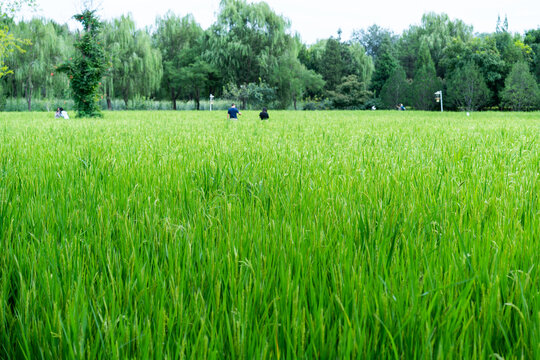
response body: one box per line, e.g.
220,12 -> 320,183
227,103 -> 242,120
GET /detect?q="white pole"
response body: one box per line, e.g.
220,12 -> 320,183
440,91 -> 443,112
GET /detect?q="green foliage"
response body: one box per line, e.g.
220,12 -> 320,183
446,61 -> 491,111
320,38 -> 344,91
4,9 -> 540,112
351,24 -> 396,62
0,97 -> 235,111
0,24 -> 28,78
370,44 -> 398,96
177,59 -> 220,110
222,81 -> 276,109
302,98 -> 333,110
412,69 -> 442,110
327,75 -> 373,109
298,39 -> 327,76
154,13 -> 205,110
6,19 -> 70,110
411,47 -> 442,110
0,82 -> 6,109
321,38 -> 373,93
501,61 -> 540,111
0,0 -> 35,78
524,28 -> 540,83
398,12 -> 473,78
272,36 -> 325,109
207,0 -> 291,85
102,15 -> 162,109
57,9 -> 106,117
344,42 -> 374,88
380,65 -> 409,109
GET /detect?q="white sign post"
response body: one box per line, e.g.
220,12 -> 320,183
434,91 -> 443,112
209,94 -> 214,111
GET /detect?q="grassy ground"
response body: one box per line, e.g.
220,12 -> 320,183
1,110 -> 539,358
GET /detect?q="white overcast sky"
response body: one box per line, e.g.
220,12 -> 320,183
18,0 -> 540,44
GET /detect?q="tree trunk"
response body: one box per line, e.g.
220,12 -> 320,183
195,89 -> 200,110
171,88 -> 177,110
294,97 -> 297,110
26,78 -> 33,112
106,88 -> 112,110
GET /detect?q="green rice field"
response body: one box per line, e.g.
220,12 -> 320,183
1,110 -> 539,358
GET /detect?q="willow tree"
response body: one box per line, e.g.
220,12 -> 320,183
8,19 -> 66,110
273,36 -> 324,109
58,9 -> 106,117
207,0 -> 291,86
0,0 -> 36,78
103,15 -> 162,108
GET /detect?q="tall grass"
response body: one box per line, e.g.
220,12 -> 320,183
0,111 -> 539,358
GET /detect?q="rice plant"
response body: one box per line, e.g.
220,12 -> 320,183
0,110 -> 539,358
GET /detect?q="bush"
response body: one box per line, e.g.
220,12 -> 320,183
3,98 -> 75,112
364,97 -> 384,110
327,75 -> 373,109
303,99 -> 333,110
222,82 -> 277,110
2,98 -> 236,112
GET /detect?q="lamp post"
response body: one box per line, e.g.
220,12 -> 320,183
434,90 -> 443,112
209,94 -> 214,111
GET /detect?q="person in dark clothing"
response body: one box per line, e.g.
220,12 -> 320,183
227,103 -> 241,120
259,107 -> 269,120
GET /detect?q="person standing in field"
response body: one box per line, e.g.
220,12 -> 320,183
227,103 -> 241,120
259,107 -> 269,120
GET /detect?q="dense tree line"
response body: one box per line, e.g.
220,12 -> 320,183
1,0 -> 540,111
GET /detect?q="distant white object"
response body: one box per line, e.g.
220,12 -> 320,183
466,112 -> 470,116
371,105 -> 376,110
61,110 -> 69,119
